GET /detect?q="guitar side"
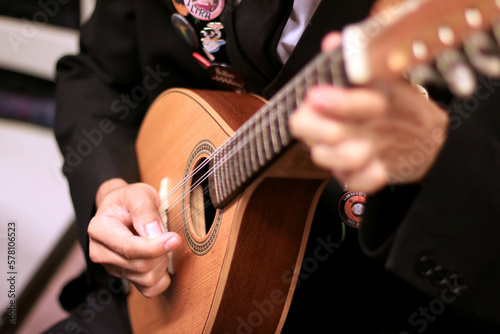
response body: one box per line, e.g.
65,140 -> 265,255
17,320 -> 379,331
130,89 -> 330,333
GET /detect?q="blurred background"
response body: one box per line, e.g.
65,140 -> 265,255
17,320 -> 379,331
0,0 -> 95,332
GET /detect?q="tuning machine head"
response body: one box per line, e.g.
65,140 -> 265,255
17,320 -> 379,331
463,30 -> 500,78
435,48 -> 478,97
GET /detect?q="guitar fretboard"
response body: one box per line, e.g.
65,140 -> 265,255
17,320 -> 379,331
208,47 -> 348,208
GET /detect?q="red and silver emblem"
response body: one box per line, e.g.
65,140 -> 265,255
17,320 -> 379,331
338,190 -> 366,229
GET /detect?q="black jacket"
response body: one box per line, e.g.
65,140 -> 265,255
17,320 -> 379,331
54,0 -> 500,332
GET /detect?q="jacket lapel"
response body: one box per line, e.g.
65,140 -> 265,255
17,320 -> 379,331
223,0 -> 294,93
262,0 -> 377,98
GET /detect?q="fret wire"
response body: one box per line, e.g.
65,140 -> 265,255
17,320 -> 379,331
243,128 -> 254,178
221,146 -> 230,195
329,49 -> 347,87
316,53 -> 329,85
285,86 -> 296,116
208,47 -> 346,206
236,135 -> 248,184
281,87 -> 296,146
329,51 -> 338,85
294,76 -> 304,109
270,102 -> 282,153
211,159 -> 219,204
261,108 -> 273,160
215,153 -> 223,203
233,141 -> 241,190
254,117 -> 266,167
276,99 -> 290,147
315,54 -> 324,85
228,141 -> 238,191
215,149 -> 223,201
221,146 -> 230,199
304,64 -> 315,93
248,126 -> 260,173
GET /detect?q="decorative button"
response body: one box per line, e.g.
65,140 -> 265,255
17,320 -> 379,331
416,256 -> 436,277
184,0 -> 225,21
429,265 -> 450,285
171,13 -> 200,48
446,274 -> 468,296
338,189 -> 366,229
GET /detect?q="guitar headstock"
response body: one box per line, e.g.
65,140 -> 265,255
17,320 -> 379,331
342,0 -> 500,97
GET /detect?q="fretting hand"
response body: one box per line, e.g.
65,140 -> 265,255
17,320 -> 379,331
289,33 -> 449,193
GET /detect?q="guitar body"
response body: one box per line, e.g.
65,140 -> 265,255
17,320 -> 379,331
130,89 -> 330,333
127,0 -> 500,331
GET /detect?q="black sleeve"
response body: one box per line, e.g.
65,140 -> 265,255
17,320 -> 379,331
54,0 -> 147,284
359,76 -> 500,327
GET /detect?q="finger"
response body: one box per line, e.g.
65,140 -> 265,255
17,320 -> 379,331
341,159 -> 388,194
95,182 -> 162,235
310,139 -> 373,171
304,85 -> 388,121
126,258 -> 169,288
321,32 -> 342,51
135,271 -> 172,298
290,103 -> 347,145
105,253 -> 169,284
121,183 -> 165,239
89,236 -> 168,273
122,231 -> 180,259
89,216 -> 180,260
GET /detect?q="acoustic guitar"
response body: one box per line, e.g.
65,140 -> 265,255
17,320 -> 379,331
130,0 -> 500,332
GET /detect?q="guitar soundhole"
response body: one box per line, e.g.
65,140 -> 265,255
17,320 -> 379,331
189,158 -> 216,239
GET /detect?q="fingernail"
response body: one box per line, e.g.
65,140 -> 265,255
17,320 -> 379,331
145,221 -> 162,239
165,236 -> 180,251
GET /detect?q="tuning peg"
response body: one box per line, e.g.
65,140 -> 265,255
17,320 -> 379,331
463,31 -> 500,78
407,63 -> 445,88
435,48 -> 477,97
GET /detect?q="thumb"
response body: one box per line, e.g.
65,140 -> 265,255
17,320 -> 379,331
123,183 -> 165,240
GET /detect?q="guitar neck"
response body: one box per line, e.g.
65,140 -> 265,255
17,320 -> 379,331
208,0 -> 500,208
208,47 -> 348,208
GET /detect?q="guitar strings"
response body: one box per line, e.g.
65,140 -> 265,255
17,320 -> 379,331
159,91 -> 296,229
159,50 -> 334,210
161,101 -> 285,227
157,93 -> 277,210
160,89 -> 309,230
157,50 -> 336,228
158,54 -> 335,228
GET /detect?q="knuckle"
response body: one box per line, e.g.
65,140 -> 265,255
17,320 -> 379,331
121,242 -> 134,260
140,272 -> 158,288
126,185 -> 159,214
343,151 -> 367,169
88,246 -> 100,263
108,266 -> 125,279
131,183 -> 158,200
322,129 -> 340,144
134,259 -> 152,274
139,273 -> 171,298
310,147 -> 330,169
87,218 -> 98,238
